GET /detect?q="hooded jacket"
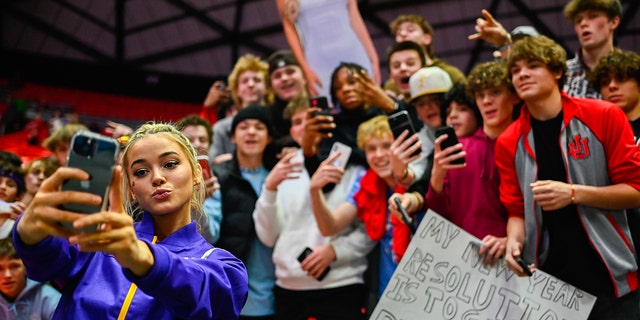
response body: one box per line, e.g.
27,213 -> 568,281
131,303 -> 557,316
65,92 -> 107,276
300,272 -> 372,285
0,279 -> 61,320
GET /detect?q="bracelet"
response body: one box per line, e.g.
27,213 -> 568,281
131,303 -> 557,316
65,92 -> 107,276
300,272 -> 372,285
497,33 -> 513,51
397,168 -> 410,183
570,184 -> 576,204
400,168 -> 409,180
407,193 -> 416,213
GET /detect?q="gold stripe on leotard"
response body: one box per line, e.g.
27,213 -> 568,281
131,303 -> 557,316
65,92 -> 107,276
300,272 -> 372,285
117,236 -> 158,320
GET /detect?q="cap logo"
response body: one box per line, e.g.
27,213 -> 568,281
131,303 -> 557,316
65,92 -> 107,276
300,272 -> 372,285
276,59 -> 286,68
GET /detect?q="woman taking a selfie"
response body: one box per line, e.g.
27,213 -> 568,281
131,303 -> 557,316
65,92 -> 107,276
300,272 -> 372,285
13,123 -> 248,319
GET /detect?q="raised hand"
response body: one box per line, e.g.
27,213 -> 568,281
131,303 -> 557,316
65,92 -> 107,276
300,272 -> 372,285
468,9 -> 510,47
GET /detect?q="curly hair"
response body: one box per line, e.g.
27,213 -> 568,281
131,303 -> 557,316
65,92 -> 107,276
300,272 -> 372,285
506,35 -> 567,89
589,50 -> 640,92
466,60 -> 514,99
227,54 -> 272,108
329,62 -> 369,109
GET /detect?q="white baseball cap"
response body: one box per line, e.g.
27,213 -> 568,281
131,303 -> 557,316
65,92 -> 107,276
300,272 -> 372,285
409,67 -> 453,102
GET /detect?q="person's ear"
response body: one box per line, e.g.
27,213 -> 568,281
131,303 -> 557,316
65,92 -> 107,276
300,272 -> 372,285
423,33 -> 433,47
609,16 -> 620,31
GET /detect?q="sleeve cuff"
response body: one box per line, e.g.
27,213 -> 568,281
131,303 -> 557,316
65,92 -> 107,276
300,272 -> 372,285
261,187 -> 278,204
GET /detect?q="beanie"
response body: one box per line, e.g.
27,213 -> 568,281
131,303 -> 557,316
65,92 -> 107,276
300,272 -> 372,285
231,104 -> 274,136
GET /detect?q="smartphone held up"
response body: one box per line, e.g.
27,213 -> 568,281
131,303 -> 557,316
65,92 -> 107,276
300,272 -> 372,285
388,110 -> 420,157
310,96 -> 333,134
435,126 -> 465,165
60,131 -> 119,231
328,142 -> 352,170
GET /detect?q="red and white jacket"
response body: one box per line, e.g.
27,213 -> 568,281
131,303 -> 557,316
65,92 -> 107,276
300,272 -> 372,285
496,92 -> 640,297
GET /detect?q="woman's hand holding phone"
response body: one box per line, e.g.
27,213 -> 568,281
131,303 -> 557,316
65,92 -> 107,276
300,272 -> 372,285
17,167 -> 104,245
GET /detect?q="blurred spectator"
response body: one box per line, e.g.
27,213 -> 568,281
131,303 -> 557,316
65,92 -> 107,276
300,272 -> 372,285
443,83 -> 482,138
0,161 -> 26,239
200,80 -> 232,125
0,238 -> 61,320
19,157 -> 59,207
175,114 -> 222,244
48,109 -> 65,134
212,105 -> 277,319
387,14 -> 465,95
210,54 -> 272,165
253,99 -> 375,319
42,123 -> 88,166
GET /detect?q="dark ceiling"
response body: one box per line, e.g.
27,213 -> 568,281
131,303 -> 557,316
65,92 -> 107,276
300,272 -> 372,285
2,0 -> 639,103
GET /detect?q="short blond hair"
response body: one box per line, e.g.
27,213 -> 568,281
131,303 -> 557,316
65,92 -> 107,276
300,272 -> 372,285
356,115 -> 392,150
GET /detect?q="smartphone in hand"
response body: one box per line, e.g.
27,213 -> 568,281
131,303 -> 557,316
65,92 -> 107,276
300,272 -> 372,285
435,126 -> 465,165
297,247 -> 330,281
394,197 -> 416,234
328,142 -> 352,170
310,96 -> 332,134
515,256 -> 533,277
388,110 -> 420,157
197,155 -> 213,180
61,131 -> 119,232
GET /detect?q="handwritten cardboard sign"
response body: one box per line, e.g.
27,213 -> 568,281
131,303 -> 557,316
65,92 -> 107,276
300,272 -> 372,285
370,210 -> 596,320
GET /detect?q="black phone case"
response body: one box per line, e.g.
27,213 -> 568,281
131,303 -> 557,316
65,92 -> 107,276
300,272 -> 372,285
388,111 -> 420,157
310,97 -> 332,133
515,256 -> 533,276
297,247 -> 330,281
435,126 -> 465,165
388,110 -> 416,139
297,247 -> 313,263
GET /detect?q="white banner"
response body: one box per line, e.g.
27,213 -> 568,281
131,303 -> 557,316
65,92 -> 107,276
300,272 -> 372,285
370,210 -> 596,320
